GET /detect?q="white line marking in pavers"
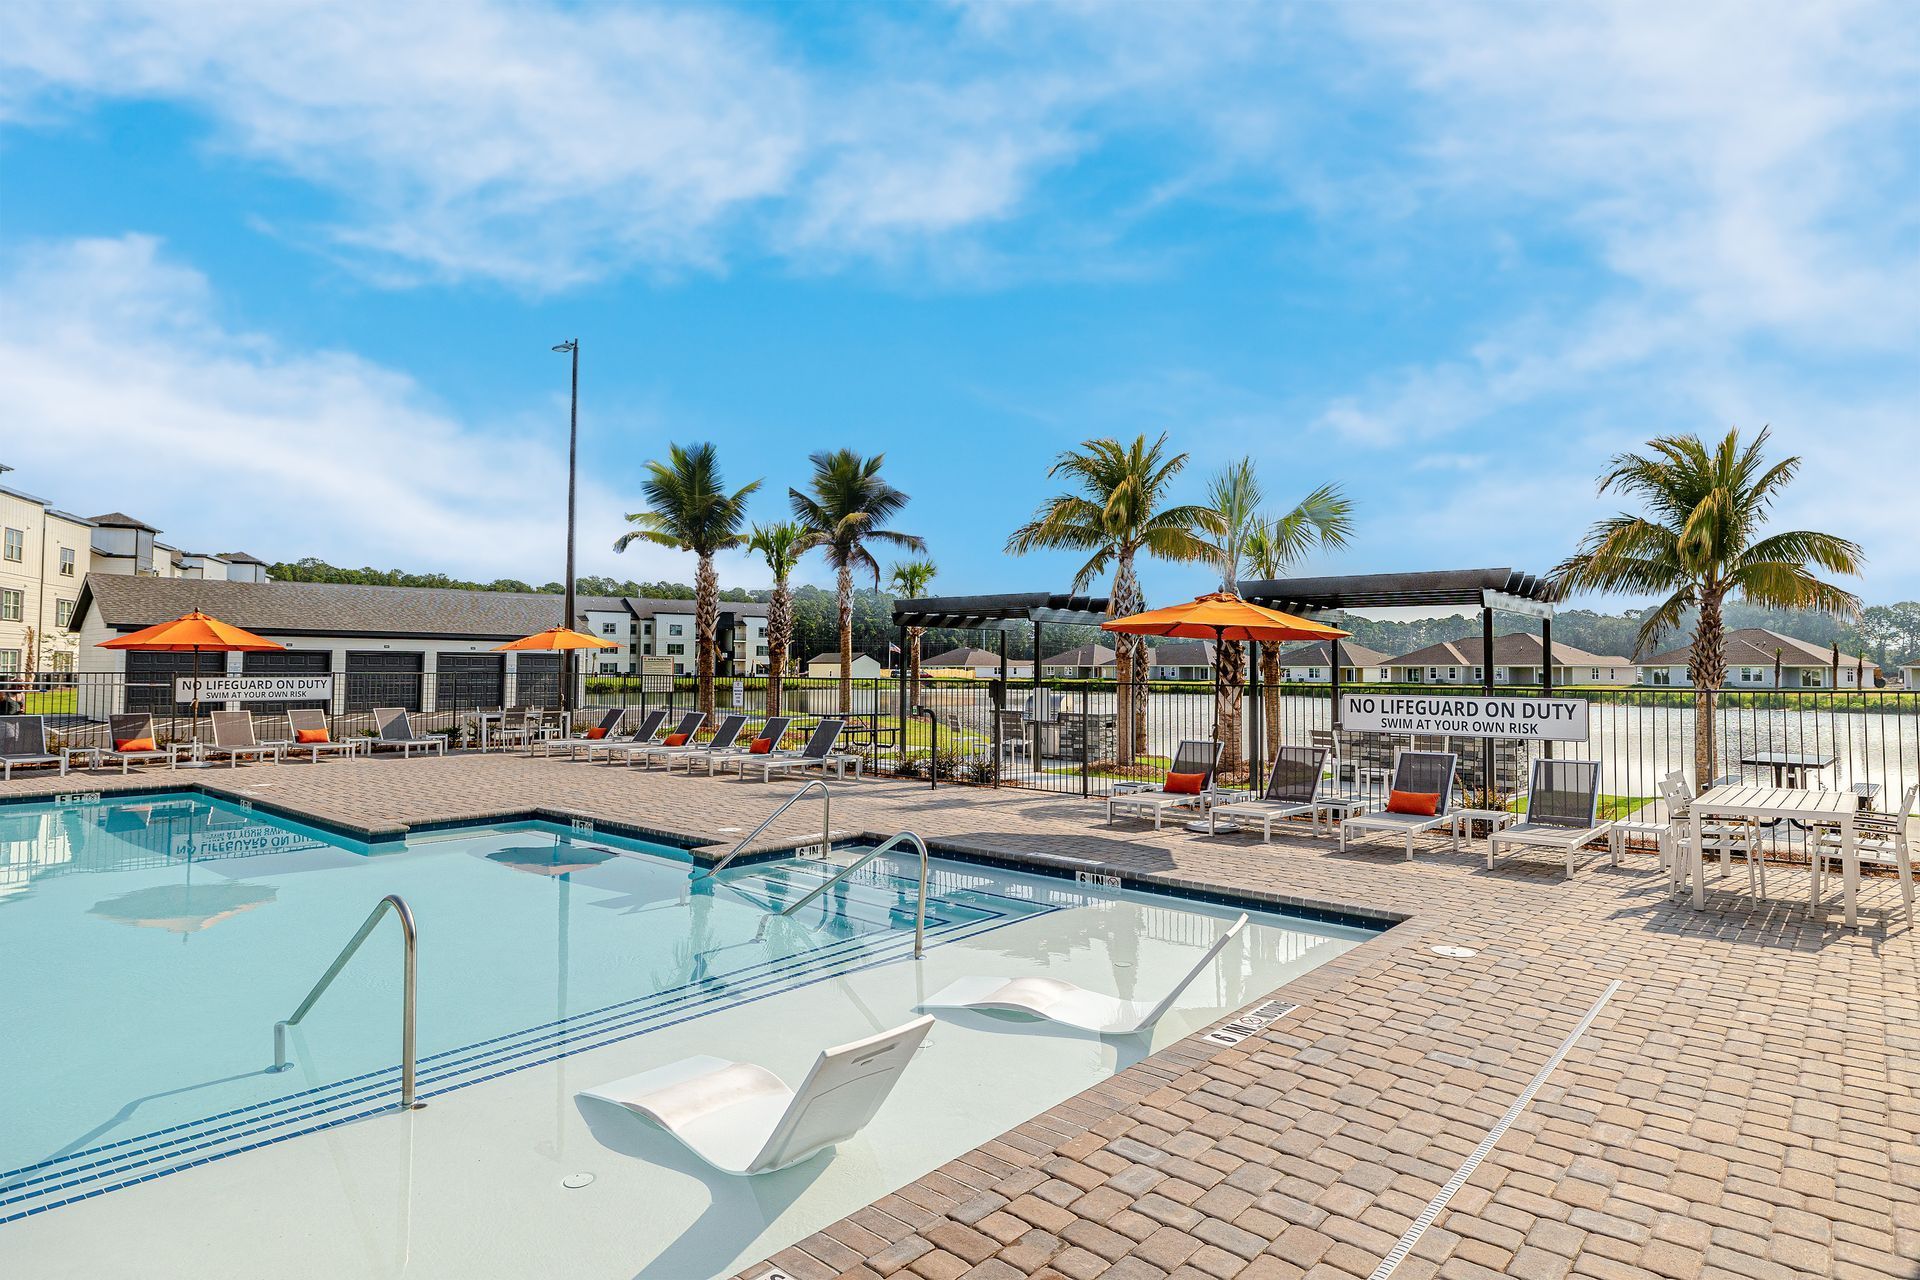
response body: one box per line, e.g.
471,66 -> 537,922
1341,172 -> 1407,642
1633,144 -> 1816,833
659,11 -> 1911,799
1368,979 -> 1623,1280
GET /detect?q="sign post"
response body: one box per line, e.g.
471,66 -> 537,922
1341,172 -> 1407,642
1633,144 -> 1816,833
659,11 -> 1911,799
1338,693 -> 1588,742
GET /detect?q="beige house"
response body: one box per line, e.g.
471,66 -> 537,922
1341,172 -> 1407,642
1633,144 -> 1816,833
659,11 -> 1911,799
1638,629 -> 1879,689
1384,634 -> 1636,686
924,647 -> 1032,679
1271,640 -> 1390,684
1,482 -> 93,675
1040,643 -> 1115,679
805,652 -> 885,679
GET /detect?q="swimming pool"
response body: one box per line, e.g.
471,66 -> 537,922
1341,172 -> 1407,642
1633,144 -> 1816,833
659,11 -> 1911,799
0,792 -> 1378,1278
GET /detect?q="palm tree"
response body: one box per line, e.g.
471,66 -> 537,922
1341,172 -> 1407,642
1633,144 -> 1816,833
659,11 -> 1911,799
888,558 -> 938,702
748,521 -> 808,717
1005,434 -> 1214,764
790,451 -> 924,714
1243,482 -> 1354,769
616,443 -> 761,719
1552,427 -> 1861,784
1205,460 -> 1353,774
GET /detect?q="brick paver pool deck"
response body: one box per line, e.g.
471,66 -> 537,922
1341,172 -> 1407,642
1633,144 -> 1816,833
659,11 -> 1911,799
5,754 -> 1916,1280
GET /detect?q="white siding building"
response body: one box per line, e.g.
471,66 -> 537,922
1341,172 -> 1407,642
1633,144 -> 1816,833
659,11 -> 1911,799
1637,629 -> 1880,689
0,483 -> 93,675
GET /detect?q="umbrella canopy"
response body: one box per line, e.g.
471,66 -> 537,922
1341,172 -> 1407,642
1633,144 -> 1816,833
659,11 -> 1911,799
1101,592 -> 1350,644
97,610 -> 284,653
494,626 -> 619,652
90,882 -> 278,934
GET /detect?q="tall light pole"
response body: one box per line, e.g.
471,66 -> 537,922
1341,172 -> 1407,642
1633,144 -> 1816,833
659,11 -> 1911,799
553,339 -> 580,712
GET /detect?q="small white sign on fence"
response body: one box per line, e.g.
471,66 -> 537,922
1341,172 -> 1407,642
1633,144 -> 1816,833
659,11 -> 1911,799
731,681 -> 745,709
1339,693 -> 1589,742
173,674 -> 336,704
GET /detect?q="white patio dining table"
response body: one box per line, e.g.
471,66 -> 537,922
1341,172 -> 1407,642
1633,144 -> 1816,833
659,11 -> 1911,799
1687,784 -> 1862,926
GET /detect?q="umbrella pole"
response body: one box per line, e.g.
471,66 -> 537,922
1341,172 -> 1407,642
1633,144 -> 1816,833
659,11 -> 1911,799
177,644 -> 213,769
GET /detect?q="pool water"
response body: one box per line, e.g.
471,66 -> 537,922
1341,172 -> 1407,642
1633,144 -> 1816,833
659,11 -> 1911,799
0,793 -> 1376,1279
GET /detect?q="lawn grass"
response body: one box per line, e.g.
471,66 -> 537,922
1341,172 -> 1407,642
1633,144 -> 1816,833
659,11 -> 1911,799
24,689 -> 78,715
1504,793 -> 1654,820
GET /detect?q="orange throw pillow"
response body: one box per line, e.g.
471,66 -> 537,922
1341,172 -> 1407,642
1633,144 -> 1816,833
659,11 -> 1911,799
295,729 -> 330,744
663,733 -> 689,747
1164,771 -> 1206,795
584,726 -> 608,739
116,736 -> 157,753
1386,789 -> 1440,816
748,737 -> 774,754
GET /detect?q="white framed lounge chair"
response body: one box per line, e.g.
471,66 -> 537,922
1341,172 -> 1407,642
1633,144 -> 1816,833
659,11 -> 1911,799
696,716 -> 793,776
0,715 -> 66,780
368,708 -> 446,758
582,708 -> 668,762
640,713 -> 748,770
1211,746 -> 1330,840
601,711 -> 704,767
728,719 -> 856,782
197,711 -> 281,767
96,713 -> 173,773
1338,750 -> 1458,859
1486,759 -> 1620,876
1106,739 -> 1221,830
274,708 -> 362,764
922,914 -> 1247,1035
539,706 -> 626,757
579,1016 -> 933,1175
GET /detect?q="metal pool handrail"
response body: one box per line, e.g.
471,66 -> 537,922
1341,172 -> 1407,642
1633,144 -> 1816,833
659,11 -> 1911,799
697,779 -> 831,881
271,893 -> 422,1111
779,830 -> 929,958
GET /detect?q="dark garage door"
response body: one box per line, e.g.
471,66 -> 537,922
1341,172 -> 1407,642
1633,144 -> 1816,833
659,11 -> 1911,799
437,654 -> 504,711
240,650 -> 333,715
514,654 -> 561,708
124,651 -> 200,714
345,651 -> 423,712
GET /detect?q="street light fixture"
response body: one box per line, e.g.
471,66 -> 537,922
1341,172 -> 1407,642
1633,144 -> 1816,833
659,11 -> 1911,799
553,339 -> 579,713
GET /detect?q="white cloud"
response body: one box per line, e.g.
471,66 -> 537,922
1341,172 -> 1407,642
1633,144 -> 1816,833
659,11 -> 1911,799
0,234 -> 725,584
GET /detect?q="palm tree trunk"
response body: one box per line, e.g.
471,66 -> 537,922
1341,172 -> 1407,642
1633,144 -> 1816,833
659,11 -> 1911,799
695,553 -> 718,719
1689,591 -> 1727,785
1260,644 -> 1281,768
766,579 -> 791,717
836,562 -> 854,715
1216,640 -> 1245,775
1110,552 -> 1145,764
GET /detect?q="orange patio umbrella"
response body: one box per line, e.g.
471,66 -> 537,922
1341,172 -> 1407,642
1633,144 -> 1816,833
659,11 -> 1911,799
493,626 -> 619,653
98,610 -> 285,748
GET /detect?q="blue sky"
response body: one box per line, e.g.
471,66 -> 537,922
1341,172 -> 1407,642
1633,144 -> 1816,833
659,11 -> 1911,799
2,1 -> 1916,606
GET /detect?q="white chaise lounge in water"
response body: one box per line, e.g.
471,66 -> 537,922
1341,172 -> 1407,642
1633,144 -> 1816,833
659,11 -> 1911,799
580,1016 -> 934,1176
920,914 -> 1248,1035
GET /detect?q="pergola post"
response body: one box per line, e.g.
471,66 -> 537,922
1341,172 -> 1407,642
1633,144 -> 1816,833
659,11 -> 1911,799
1248,640 -> 1263,776
1482,604 -> 1496,799
995,629 -> 1009,786
1540,616 -> 1555,761
896,621 -> 909,768
1329,637 -> 1343,731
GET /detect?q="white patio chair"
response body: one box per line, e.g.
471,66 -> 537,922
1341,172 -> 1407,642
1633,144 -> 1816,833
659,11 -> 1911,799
1485,759 -> 1620,876
1211,746 -> 1329,840
0,715 -> 66,780
922,914 -> 1247,1035
198,711 -> 281,767
1811,782 -> 1916,923
579,1016 -> 933,1175
581,708 -> 668,762
1106,739 -> 1223,830
1338,750 -> 1458,859
368,708 -> 447,758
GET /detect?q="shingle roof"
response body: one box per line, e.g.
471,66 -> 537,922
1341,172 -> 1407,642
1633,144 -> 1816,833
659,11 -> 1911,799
1639,628 -> 1878,671
924,647 -> 1004,666
806,651 -> 878,666
216,551 -> 267,565
88,512 -> 160,532
1273,640 -> 1390,668
1386,633 -> 1632,669
622,596 -> 766,619
1042,643 -> 1115,667
73,574 -> 627,639
1149,641 -> 1217,666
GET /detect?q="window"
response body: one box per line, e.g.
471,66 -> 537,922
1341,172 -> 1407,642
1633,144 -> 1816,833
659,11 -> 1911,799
1446,666 -> 1459,681
756,644 -> 769,655
59,547 -> 75,576
600,622 -> 616,635
668,623 -> 684,636
0,649 -> 19,673
1738,667 -> 1760,683
55,599 -> 74,627
665,643 -> 685,656
2,528 -> 21,562
1801,670 -> 1823,688
1472,667 -> 1483,682
1428,667 -> 1440,681
599,661 -> 620,674
1590,668 -> 1602,680
0,589 -> 21,622
1650,668 -> 1671,686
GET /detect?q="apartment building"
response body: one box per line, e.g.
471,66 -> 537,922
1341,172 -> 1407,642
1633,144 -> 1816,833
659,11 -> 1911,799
0,483 -> 94,675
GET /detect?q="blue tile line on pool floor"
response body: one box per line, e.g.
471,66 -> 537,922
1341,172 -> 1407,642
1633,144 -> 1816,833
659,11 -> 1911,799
0,873 -> 1058,1223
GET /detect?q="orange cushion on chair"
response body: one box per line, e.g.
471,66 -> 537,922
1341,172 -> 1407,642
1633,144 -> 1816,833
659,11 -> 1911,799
748,737 -> 773,754
1386,789 -> 1440,816
584,727 -> 608,739
663,733 -> 689,747
1163,772 -> 1206,795
295,729 -> 330,744
115,736 -> 157,753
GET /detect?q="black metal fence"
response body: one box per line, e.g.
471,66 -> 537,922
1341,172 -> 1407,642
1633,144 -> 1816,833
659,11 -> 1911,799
8,669 -> 1916,815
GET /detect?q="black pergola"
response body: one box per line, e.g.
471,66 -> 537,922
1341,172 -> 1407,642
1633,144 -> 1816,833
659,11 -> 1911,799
890,591 -> 1110,691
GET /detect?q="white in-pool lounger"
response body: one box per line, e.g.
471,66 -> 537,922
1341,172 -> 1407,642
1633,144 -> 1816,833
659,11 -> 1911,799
579,1016 -> 933,1175
920,914 -> 1247,1035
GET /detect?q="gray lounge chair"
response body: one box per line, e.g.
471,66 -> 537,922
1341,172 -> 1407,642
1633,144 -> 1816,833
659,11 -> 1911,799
696,715 -> 793,777
275,708 -> 363,763
198,711 -> 281,767
1107,739 -> 1222,829
95,713 -> 174,773
582,708 -> 669,762
641,713 -> 749,770
0,715 -> 66,780
601,711 -> 705,767
1210,746 -> 1330,841
369,707 -> 446,758
540,706 -> 627,757
1339,750 -> 1458,859
1486,759 -> 1619,876
728,719 -> 856,782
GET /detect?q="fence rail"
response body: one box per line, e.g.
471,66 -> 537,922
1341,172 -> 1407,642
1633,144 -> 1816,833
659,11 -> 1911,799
6,671 -> 1915,815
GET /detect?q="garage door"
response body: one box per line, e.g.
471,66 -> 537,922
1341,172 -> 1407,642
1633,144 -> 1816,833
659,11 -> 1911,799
240,650 -> 333,714
437,654 -> 504,711
515,653 -> 561,709
124,651 -> 200,713
345,651 -> 423,712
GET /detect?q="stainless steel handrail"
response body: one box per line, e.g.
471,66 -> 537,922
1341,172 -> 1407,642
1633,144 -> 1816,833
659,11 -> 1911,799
780,830 -> 929,958
696,778 -> 831,881
271,893 -> 423,1111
